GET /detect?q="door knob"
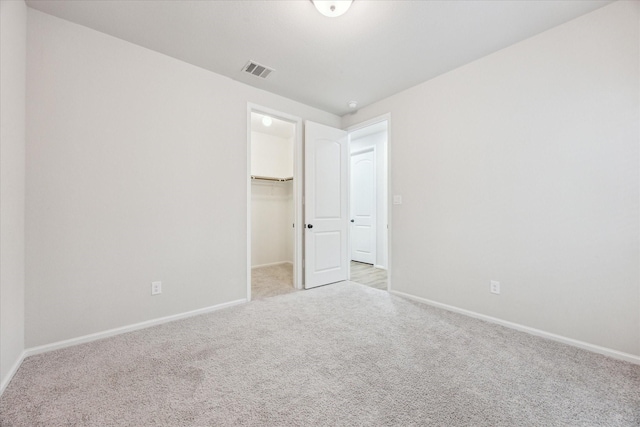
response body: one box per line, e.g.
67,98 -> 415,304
350,219 -> 355,223
307,224 -> 313,229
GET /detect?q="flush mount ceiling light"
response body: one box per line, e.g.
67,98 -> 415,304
262,116 -> 273,127
312,0 -> 353,18
347,101 -> 358,109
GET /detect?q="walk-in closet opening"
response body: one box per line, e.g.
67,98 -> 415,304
348,119 -> 389,291
249,111 -> 299,300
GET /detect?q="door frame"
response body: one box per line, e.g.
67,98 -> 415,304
246,104 -> 304,301
346,113 -> 392,291
349,146 -> 377,265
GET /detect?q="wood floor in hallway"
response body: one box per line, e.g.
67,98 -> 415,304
350,261 -> 387,290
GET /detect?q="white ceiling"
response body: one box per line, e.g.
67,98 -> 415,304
26,0 -> 613,116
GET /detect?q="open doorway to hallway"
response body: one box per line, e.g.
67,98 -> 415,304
348,119 -> 389,291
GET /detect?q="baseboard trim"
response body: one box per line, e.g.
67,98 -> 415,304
24,298 -> 247,359
390,290 -> 640,365
0,350 -> 27,396
251,261 -> 293,269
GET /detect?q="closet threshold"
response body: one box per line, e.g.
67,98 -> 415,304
251,175 -> 293,182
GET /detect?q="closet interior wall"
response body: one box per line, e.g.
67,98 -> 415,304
250,129 -> 294,268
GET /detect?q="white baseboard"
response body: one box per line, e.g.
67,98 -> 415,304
24,299 -> 247,358
390,290 -> 640,365
251,261 -> 293,269
0,350 -> 27,396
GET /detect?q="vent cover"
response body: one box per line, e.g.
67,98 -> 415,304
242,61 -> 274,79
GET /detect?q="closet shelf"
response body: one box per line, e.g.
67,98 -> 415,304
251,175 -> 293,182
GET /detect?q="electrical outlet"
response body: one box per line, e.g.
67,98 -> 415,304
490,280 -> 500,295
151,281 -> 162,295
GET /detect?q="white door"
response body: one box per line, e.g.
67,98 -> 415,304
350,148 -> 376,264
304,121 -> 348,289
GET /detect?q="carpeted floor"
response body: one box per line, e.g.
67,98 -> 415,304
251,262 -> 296,300
1,282 -> 639,426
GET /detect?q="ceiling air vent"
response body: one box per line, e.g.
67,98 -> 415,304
242,60 -> 274,79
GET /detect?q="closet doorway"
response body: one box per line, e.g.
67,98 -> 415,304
347,118 -> 389,291
247,106 -> 302,301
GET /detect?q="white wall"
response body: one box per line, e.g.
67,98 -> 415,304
343,1 -> 640,357
26,9 -> 340,348
350,130 -> 388,269
0,0 -> 26,390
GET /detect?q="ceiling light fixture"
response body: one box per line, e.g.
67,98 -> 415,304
262,116 -> 273,127
347,101 -> 358,109
312,0 -> 353,18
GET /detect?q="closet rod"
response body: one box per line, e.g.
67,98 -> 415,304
251,175 -> 293,182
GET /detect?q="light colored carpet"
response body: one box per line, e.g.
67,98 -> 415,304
350,261 -> 387,290
251,263 -> 296,300
2,282 -> 639,426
